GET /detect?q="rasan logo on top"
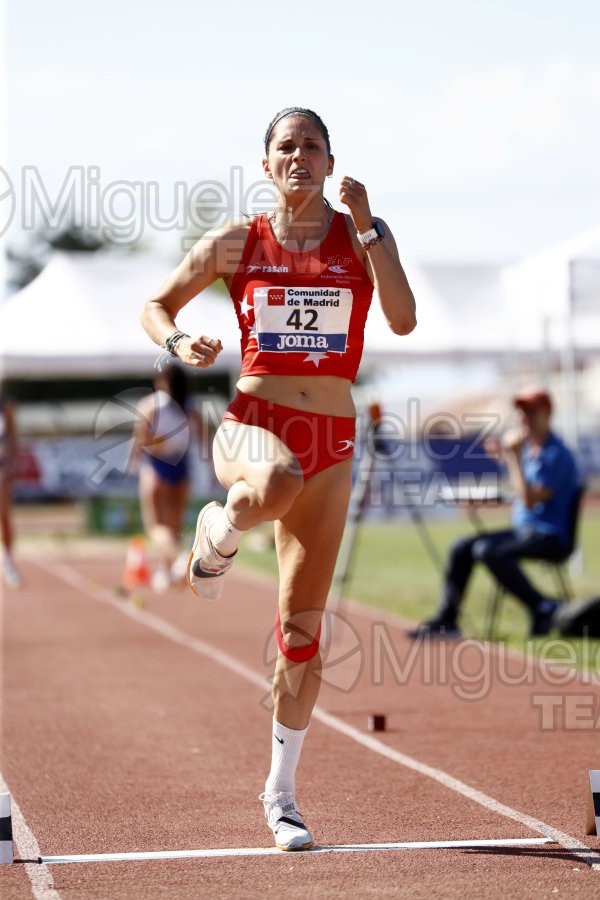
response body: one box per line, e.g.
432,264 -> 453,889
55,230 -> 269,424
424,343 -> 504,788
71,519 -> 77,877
245,264 -> 290,274
244,257 -> 361,281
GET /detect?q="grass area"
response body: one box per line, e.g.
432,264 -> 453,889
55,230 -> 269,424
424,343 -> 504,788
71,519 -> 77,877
237,505 -> 600,670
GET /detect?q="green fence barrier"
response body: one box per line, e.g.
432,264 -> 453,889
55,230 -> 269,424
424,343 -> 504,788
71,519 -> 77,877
85,496 -> 221,534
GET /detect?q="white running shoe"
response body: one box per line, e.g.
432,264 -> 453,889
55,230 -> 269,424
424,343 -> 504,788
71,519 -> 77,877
187,501 -> 236,601
151,567 -> 170,593
3,558 -> 23,589
260,791 -> 314,851
170,551 -> 188,585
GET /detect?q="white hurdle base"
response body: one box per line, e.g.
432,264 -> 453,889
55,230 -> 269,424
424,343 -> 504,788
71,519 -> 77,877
586,770 -> 600,837
39,837 -> 555,864
0,793 -> 13,865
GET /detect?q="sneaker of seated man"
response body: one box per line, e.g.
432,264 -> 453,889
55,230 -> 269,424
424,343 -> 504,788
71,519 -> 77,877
408,616 -> 462,640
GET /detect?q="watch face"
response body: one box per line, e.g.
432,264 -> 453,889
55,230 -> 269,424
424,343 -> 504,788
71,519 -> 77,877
374,221 -> 385,238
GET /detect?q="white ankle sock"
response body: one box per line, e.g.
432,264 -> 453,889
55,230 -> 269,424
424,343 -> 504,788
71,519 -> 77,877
209,508 -> 243,557
265,718 -> 308,795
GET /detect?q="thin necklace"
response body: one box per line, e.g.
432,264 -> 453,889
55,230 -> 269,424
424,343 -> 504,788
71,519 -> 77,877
269,208 -> 333,225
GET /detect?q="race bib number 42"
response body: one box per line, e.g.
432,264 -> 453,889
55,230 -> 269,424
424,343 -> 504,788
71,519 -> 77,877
253,286 -> 353,353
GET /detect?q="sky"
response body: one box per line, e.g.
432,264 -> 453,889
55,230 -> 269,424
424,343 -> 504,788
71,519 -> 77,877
4,0 -> 600,265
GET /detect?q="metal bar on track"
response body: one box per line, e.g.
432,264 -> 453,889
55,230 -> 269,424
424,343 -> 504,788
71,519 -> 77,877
38,837 -> 555,864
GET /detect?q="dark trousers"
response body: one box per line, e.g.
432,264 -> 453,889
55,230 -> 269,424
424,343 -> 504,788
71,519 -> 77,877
437,528 -> 565,624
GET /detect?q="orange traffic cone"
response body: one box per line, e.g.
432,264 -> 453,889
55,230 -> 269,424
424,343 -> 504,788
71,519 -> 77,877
122,535 -> 151,591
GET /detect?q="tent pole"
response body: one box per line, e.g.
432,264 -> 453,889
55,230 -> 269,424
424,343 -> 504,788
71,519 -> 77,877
562,260 -> 579,456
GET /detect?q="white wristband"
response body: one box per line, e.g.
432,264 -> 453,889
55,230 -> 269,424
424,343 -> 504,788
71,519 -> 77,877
357,221 -> 385,248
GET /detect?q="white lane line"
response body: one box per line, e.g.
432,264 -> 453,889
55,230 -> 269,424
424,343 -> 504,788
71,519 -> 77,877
0,773 -> 62,898
312,708 -> 600,871
40,837 -> 555,864
34,560 -> 600,871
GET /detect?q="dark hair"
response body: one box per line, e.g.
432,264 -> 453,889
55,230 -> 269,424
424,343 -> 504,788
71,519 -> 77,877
155,364 -> 189,410
264,107 -> 332,155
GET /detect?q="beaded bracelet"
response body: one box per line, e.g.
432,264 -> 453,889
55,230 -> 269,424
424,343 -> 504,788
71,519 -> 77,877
163,330 -> 190,357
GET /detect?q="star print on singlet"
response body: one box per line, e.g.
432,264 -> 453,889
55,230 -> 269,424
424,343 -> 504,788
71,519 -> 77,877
239,294 -> 253,319
302,352 -> 327,367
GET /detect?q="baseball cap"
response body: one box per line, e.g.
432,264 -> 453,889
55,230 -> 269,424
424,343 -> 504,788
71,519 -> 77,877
513,386 -> 553,413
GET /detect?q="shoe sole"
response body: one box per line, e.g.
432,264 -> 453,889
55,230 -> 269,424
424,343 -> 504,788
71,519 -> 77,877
3,578 -> 23,589
409,630 -> 462,640
186,501 -> 225,600
276,839 -> 314,852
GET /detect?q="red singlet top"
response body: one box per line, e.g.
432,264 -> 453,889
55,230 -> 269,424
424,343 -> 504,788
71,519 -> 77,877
228,212 -> 374,382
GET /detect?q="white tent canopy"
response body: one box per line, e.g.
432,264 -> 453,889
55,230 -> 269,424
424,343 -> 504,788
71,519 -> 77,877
0,249 -> 514,381
0,251 -> 242,379
503,225 -> 600,354
364,258 -> 510,362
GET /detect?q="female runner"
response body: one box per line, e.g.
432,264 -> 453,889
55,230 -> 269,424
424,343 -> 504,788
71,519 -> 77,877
141,107 -> 416,849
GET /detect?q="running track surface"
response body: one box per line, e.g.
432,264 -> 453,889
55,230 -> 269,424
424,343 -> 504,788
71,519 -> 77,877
1,546 -> 599,899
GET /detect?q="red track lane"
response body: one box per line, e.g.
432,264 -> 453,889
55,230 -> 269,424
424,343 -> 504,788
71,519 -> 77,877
1,548 -> 600,899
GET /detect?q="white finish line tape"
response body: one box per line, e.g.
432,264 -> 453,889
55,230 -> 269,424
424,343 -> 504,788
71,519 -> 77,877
40,837 -> 555,864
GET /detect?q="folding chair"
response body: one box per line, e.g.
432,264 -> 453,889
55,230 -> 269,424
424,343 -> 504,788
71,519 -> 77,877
485,483 -> 586,640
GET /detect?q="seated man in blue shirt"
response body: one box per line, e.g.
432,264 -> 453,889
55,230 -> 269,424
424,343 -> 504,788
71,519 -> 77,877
410,386 -> 580,639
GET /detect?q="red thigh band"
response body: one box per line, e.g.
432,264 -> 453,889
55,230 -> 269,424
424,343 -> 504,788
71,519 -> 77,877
223,390 -> 355,480
275,609 -> 322,663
